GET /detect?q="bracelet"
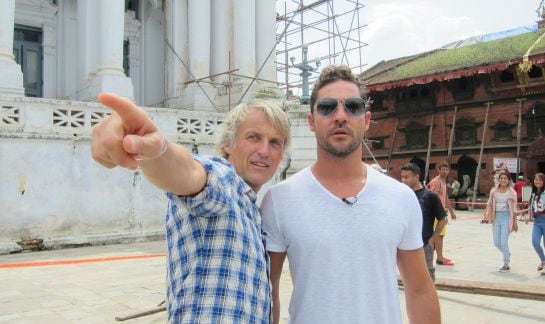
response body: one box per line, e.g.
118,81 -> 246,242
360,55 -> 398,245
135,133 -> 168,161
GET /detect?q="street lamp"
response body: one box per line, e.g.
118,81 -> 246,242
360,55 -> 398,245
291,43 -> 320,104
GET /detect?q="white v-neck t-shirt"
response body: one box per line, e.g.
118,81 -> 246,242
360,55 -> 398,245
261,166 -> 423,324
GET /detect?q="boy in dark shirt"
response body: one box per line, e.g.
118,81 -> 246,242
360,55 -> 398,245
401,163 -> 447,281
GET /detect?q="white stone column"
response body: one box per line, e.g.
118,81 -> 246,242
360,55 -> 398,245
0,0 -> 24,96
233,0 -> 256,79
182,0 -> 216,110
256,0 -> 277,86
188,0 -> 210,80
210,0 -> 232,84
166,0 -> 188,99
76,0 -> 93,96
77,0 -> 133,101
96,0 -> 125,76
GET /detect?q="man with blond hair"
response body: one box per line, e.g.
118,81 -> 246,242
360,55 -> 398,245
91,93 -> 290,323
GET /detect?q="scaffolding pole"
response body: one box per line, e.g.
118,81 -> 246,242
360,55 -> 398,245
515,98 -> 526,179
446,105 -> 458,167
276,0 -> 367,98
471,102 -> 492,210
424,114 -> 435,185
386,118 -> 399,175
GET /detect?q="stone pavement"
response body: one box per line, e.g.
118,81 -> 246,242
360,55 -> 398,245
1,210 -> 545,323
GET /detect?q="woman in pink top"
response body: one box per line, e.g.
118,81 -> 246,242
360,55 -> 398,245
483,172 -> 518,272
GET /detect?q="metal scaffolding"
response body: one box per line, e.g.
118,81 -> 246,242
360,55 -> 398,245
276,0 -> 368,98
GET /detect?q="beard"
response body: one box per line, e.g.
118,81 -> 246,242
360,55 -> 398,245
316,132 -> 362,158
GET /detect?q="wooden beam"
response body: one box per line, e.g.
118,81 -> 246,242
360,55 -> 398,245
399,277 -> 545,301
446,105 -> 458,166
424,113 -> 435,184
115,306 -> 166,321
515,98 -> 527,179
471,102 -> 492,211
115,300 -> 166,321
385,117 -> 399,175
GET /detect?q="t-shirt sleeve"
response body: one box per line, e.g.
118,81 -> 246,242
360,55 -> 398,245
260,189 -> 288,252
398,191 -> 424,250
427,178 -> 440,193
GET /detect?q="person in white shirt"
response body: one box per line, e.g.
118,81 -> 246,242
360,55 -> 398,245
261,65 -> 440,324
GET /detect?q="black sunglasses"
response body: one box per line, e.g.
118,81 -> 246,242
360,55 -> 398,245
315,97 -> 367,117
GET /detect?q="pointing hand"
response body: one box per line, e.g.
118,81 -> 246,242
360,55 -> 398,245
91,92 -> 166,170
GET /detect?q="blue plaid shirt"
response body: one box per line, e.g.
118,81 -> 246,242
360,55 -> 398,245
165,155 -> 271,323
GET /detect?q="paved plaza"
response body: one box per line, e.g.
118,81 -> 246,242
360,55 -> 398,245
1,209 -> 545,323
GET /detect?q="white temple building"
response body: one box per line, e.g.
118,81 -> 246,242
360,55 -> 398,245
0,0 -> 316,253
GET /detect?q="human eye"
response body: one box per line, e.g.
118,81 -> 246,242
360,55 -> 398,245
344,98 -> 366,116
316,98 -> 338,116
246,133 -> 260,141
270,138 -> 283,149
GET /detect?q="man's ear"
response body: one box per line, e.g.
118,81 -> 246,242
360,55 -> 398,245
223,141 -> 233,155
364,110 -> 371,132
307,113 -> 315,132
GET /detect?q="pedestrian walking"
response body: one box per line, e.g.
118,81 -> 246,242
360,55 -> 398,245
483,172 -> 519,272
521,173 -> 545,272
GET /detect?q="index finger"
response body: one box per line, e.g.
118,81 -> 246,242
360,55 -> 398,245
98,92 -> 148,127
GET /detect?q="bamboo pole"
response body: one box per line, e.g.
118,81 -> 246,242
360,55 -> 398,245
115,300 -> 166,321
385,118 -> 399,175
398,278 -> 545,301
446,105 -> 458,167
423,114 -> 435,185
471,102 -> 492,210
515,98 -> 526,179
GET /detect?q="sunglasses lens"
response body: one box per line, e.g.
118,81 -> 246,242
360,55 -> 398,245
316,98 -> 338,116
344,98 -> 366,116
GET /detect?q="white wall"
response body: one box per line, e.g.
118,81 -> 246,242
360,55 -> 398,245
1,1 -> 318,253
0,96 -> 221,253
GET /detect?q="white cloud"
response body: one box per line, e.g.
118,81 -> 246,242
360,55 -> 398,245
360,0 -> 538,70
362,2 -> 478,67
275,0 -> 538,91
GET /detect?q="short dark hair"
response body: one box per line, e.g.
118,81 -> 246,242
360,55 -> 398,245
437,161 -> 449,169
401,163 -> 421,177
309,64 -> 364,112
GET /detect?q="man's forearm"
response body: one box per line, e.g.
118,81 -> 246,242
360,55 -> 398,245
406,287 -> 441,324
272,296 -> 281,324
269,252 -> 286,324
139,141 -> 206,196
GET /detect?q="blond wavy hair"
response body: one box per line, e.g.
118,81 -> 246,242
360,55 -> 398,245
215,100 -> 291,159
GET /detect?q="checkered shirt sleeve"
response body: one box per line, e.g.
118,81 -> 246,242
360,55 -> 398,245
165,155 -> 271,323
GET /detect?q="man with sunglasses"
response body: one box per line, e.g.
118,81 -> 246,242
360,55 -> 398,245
261,65 -> 440,323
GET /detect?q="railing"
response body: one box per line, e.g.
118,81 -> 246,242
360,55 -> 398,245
0,97 -> 225,144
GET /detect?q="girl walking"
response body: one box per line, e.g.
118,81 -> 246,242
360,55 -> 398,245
483,172 -> 518,272
527,173 -> 545,272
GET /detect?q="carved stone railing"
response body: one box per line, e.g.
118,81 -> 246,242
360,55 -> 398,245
0,96 -> 226,145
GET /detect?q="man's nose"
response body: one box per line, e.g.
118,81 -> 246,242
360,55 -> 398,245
332,102 -> 348,122
256,140 -> 271,157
